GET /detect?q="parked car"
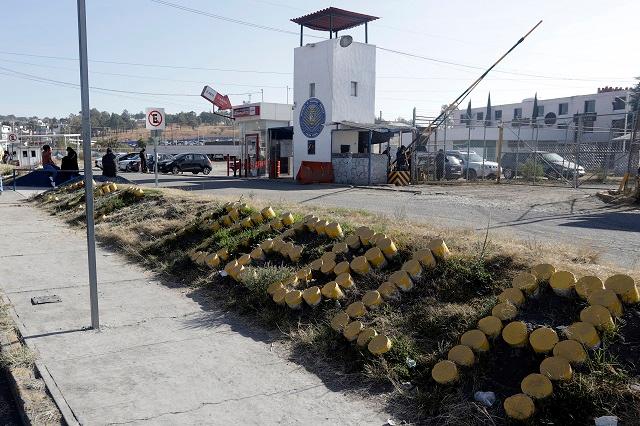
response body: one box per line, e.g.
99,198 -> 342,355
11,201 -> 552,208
447,150 -> 501,180
147,153 -> 174,172
118,153 -> 141,172
158,153 -> 212,175
95,152 -> 126,169
500,151 -> 585,180
416,151 -> 463,180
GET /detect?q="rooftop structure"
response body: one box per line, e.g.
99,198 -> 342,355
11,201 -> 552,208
291,7 -> 378,45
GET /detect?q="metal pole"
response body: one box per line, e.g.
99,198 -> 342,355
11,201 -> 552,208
515,125 -> 521,180
367,130 -> 372,185
77,0 -> 99,330
153,129 -> 159,187
533,124 -> 539,185
482,122 -> 487,179
496,125 -> 504,183
466,124 -> 471,180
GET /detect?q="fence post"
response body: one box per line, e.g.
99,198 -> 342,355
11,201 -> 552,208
496,125 -> 504,184
13,168 -> 16,191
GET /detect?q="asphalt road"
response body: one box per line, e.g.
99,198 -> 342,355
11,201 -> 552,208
125,169 -> 640,270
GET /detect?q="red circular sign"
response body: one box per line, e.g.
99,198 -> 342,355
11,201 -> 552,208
147,110 -> 163,127
8,133 -> 17,142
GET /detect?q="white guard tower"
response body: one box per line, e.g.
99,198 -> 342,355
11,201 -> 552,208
291,7 -> 378,180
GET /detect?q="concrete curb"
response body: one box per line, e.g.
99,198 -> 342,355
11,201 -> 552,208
0,318 -> 31,426
1,294 -> 80,426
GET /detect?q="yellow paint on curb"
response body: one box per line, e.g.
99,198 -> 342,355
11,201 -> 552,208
529,327 -> 559,354
540,356 -> 572,381
431,360 -> 458,385
460,329 -> 490,353
447,345 -> 475,367
502,321 -> 529,348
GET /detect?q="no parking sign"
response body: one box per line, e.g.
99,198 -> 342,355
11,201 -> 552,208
145,108 -> 165,130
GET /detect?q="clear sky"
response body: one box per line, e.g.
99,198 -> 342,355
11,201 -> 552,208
1,0 -> 638,120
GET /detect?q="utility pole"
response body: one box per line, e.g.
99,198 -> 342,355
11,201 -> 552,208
261,89 -> 264,102
286,86 -> 289,104
496,125 -> 504,183
76,0 -> 99,330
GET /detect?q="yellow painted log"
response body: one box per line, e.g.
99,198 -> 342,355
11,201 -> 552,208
498,288 -> 525,307
350,256 -> 371,275
604,274 -> 639,303
370,233 -> 387,247
343,320 -> 364,341
575,276 -> 604,300
271,238 -> 285,254
241,217 -> 253,229
333,261 -> 350,276
228,208 -> 240,221
460,329 -> 490,353
431,360 -> 458,385
531,263 -> 556,282
378,281 -> 399,300
310,258 -> 324,272
320,258 -> 337,276
335,272 -> 355,289
237,254 -> 252,266
331,242 -> 349,254
296,268 -> 312,282
281,211 -> 294,226
195,252 -> 207,265
362,290 -> 383,308
315,220 -> 329,235
224,259 -> 238,274
447,345 -> 475,367
512,272 -> 539,295
221,215 -> 233,226
321,252 -> 337,263
356,327 -> 377,347
261,206 -> 276,219
566,322 -> 600,349
529,327 -> 559,354
288,245 -> 303,263
345,234 -> 361,250
285,290 -> 303,309
413,248 -> 436,269
325,222 -> 344,239
282,275 -> 299,288
205,253 -> 220,268
579,305 -> 614,331
389,270 -> 413,292
368,334 -> 392,355
365,247 -> 387,268
272,287 -> 288,305
267,281 -> 284,296
401,259 -> 423,280
521,373 -> 553,400
587,289 -> 623,317
502,321 -> 529,348
477,316 -> 503,339
549,271 -> 576,296
281,228 -> 296,239
504,394 -> 535,421
250,247 -> 265,262
270,218 -> 284,231
305,218 -> 320,233
357,227 -> 375,246
428,238 -> 450,260
258,224 -> 271,233
259,239 -> 274,253
330,311 -> 350,331
346,301 -> 367,318
321,281 -> 344,300
210,221 -> 221,232
228,264 -> 245,281
250,211 -> 264,224
302,286 -> 322,307
292,222 -> 306,233
552,340 -> 587,364
539,356 -> 573,381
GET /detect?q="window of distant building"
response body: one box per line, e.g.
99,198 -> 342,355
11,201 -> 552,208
613,96 -> 626,111
558,103 -> 568,115
309,83 -> 315,98
494,110 -> 502,121
513,108 -> 522,119
476,112 -> 483,122
536,105 -> 544,117
307,140 -> 316,155
350,81 -> 358,97
340,144 -> 350,153
584,100 -> 595,113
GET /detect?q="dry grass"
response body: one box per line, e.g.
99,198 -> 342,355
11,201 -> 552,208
32,183 -> 640,424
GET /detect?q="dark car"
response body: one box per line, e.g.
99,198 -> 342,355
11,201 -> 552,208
501,151 -> 585,180
415,151 -> 463,180
158,153 -> 212,175
147,153 -> 174,172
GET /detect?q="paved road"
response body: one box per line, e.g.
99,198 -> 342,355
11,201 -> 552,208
0,192 -> 388,425
126,171 -> 640,270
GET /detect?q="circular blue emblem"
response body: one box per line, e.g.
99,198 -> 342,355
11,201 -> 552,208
299,98 -> 326,138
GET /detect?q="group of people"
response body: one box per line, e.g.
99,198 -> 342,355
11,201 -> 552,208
101,147 -> 148,178
42,145 -> 79,187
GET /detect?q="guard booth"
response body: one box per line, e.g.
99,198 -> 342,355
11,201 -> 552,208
233,102 -> 292,177
268,126 -> 294,177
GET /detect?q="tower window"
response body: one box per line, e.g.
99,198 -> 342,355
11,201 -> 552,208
309,83 -> 315,98
350,81 -> 358,97
307,140 -> 316,155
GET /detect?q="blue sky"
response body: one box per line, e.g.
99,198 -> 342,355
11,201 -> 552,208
1,0 -> 638,120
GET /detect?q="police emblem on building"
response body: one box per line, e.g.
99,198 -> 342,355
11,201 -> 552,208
299,98 -> 326,138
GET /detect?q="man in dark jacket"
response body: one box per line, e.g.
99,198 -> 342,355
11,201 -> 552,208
435,149 -> 445,180
139,148 -> 148,173
102,148 -> 118,178
60,147 -> 80,182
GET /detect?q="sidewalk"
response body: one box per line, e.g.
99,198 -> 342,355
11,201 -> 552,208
0,191 -> 388,425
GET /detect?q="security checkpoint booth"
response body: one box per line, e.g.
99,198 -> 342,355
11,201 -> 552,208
233,102 -> 293,177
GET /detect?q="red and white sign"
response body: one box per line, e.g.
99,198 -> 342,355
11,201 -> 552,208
8,133 -> 18,142
145,107 -> 166,130
201,86 -> 232,110
233,105 -> 260,119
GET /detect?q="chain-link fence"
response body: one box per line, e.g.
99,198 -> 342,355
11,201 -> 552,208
412,111 -> 639,188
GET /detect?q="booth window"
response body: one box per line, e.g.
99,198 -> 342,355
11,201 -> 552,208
340,144 -> 350,153
350,81 -> 358,97
309,83 -> 315,98
31,150 -> 36,157
307,140 -> 315,155
22,151 -> 27,158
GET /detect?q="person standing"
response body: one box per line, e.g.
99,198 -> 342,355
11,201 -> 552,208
102,148 -> 118,178
435,149 -> 445,181
42,145 -> 60,187
139,148 -> 148,173
61,147 -> 80,182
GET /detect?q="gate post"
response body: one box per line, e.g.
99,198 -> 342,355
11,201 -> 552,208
496,125 -> 504,184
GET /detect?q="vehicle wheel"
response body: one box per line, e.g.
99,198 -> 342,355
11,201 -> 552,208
125,164 -> 131,172
203,167 -> 211,175
172,166 -> 180,174
467,169 -> 477,180
503,168 -> 514,180
192,171 -> 199,175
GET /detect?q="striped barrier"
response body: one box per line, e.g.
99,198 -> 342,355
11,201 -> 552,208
388,171 -> 410,186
